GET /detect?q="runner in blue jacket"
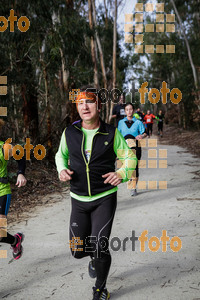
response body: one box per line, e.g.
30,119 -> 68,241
118,103 -> 146,196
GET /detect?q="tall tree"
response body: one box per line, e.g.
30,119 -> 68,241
88,0 -> 99,88
108,0 -> 117,123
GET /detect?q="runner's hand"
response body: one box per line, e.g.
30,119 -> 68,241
59,169 -> 74,181
102,172 -> 122,186
135,134 -> 143,140
16,174 -> 27,187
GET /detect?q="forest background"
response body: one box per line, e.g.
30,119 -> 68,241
0,0 -> 199,161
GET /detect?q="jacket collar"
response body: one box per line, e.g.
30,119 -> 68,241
73,118 -> 108,133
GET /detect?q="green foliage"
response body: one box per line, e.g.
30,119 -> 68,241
0,0 -> 130,154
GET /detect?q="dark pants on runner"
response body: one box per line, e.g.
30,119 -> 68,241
69,192 -> 117,290
0,194 -> 16,245
158,122 -> 163,132
131,145 -> 141,178
146,123 -> 153,136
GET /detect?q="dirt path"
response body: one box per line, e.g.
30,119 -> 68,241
0,137 -> 200,300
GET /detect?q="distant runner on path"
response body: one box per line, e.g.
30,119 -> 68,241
143,110 -> 156,138
135,107 -> 145,122
110,94 -> 126,127
156,110 -> 165,137
0,120 -> 27,260
55,88 -> 137,300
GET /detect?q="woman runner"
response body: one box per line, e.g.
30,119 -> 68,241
118,103 -> 146,196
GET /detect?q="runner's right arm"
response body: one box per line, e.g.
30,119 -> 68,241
55,130 -> 73,181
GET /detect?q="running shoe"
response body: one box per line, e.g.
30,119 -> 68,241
131,189 -> 137,196
92,287 -> 110,300
88,257 -> 97,278
11,233 -> 24,260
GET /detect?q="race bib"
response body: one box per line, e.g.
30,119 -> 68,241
120,108 -> 126,116
147,118 -> 151,123
126,139 -> 136,148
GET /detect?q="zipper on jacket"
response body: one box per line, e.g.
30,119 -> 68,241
86,131 -> 109,195
74,125 -> 109,196
77,127 -> 92,196
81,136 -> 91,196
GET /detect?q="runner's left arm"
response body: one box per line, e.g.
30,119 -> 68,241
135,120 -> 146,140
2,142 -> 27,187
17,154 -> 26,176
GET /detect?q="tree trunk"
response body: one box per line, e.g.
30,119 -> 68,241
59,47 -> 69,91
177,101 -> 181,126
104,0 -> 108,28
40,38 -> 52,155
66,0 -> 74,9
9,52 -> 19,141
112,0 -> 117,90
21,83 -> 39,144
29,93 -> 39,144
21,84 -> 29,139
108,0 -> 117,123
92,0 -> 107,90
88,0 -> 99,88
43,67 -> 52,154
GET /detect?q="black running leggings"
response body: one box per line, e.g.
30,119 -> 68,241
131,146 -> 141,178
146,123 -> 153,136
69,192 -> 117,290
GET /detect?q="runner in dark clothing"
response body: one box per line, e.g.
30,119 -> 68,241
110,95 -> 126,127
55,88 -> 137,300
135,108 -> 144,122
157,110 -> 165,137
